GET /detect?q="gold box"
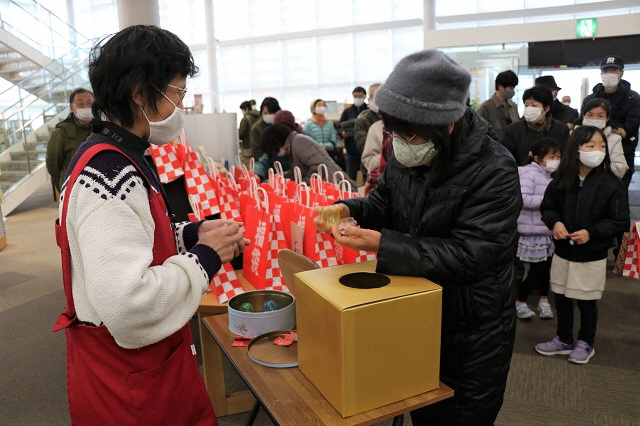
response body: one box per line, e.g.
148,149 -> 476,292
295,261 -> 442,417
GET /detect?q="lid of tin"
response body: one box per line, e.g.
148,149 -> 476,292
247,330 -> 298,368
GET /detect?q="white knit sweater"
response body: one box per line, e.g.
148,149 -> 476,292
60,149 -> 220,349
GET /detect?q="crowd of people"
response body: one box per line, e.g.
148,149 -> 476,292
44,22 -> 639,426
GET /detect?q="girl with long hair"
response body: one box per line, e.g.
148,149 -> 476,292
536,126 -> 628,364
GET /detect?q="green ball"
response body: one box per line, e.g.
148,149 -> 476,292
239,302 -> 255,312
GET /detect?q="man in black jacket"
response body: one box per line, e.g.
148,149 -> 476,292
582,55 -> 640,185
337,86 -> 368,180
535,75 -> 579,124
317,50 -> 522,426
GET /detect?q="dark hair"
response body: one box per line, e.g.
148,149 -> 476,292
579,98 -> 612,125
311,98 -> 324,112
239,101 -> 252,111
522,85 -> 553,108
352,86 -> 366,96
69,88 -> 93,105
88,25 -> 198,128
250,99 -> 256,106
260,97 -> 281,115
554,126 -> 610,190
261,123 -> 292,158
381,109 -> 471,187
529,138 -> 560,164
495,70 -> 519,91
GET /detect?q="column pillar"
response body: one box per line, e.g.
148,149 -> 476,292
204,0 -> 220,112
117,0 -> 160,29
423,0 -> 435,48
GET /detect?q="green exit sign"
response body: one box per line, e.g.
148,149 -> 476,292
577,18 -> 597,38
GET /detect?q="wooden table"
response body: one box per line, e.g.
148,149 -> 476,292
198,271 -> 257,416
202,314 -> 454,425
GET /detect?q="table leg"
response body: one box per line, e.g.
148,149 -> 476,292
199,312 -> 230,416
245,401 -> 261,426
199,312 -> 256,417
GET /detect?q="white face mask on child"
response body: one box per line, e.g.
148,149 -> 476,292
544,159 -> 560,172
578,151 -> 606,168
582,118 -> 606,129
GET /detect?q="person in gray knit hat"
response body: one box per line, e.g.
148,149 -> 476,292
315,49 -> 522,426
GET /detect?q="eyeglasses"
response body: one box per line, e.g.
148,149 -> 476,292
167,84 -> 187,101
383,127 -> 417,144
151,83 -> 187,102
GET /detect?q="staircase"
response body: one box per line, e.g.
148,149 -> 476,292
0,0 -> 91,215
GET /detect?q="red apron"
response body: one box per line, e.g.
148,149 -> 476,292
53,143 -> 217,425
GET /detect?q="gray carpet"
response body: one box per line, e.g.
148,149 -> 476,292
1,182 -> 639,426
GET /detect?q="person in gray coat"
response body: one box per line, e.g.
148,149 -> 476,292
259,123 -> 356,187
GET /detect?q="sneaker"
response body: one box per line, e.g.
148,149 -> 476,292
538,301 -> 554,319
568,340 -> 595,364
535,336 -> 574,356
516,302 -> 535,319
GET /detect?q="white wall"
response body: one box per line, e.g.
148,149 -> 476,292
183,113 -> 238,166
425,14 -> 640,48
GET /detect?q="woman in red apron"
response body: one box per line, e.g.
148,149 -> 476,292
53,25 -> 248,425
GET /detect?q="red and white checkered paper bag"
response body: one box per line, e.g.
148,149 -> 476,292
622,223 -> 640,279
242,189 -> 289,290
183,145 -> 220,217
149,142 -> 184,183
210,263 -> 244,303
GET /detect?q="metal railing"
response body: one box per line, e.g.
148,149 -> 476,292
0,0 -> 88,59
0,0 -> 94,201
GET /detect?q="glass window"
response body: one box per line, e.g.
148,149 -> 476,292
317,35 -> 354,86
159,0 -> 206,46
282,0 -> 316,33
354,31 -> 392,83
250,42 -> 283,90
283,38 -> 317,86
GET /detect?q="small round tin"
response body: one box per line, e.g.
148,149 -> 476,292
228,290 -> 295,338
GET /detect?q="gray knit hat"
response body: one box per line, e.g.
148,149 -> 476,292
374,49 -> 471,126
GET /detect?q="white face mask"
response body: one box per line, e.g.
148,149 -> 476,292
263,114 -> 275,124
562,101 -> 571,106
353,97 -> 365,107
392,136 -> 438,167
523,106 -> 544,123
75,108 -> 93,124
544,159 -> 560,172
579,150 -> 606,168
315,106 -> 326,115
142,92 -> 185,145
601,73 -> 620,88
582,118 -> 607,129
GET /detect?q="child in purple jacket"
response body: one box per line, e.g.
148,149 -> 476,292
515,138 -> 561,319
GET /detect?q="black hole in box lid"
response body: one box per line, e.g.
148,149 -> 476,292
339,272 -> 390,289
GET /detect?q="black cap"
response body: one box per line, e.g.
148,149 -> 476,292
600,55 -> 624,70
535,75 -> 561,91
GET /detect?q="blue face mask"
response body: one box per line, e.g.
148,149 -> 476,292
392,136 -> 438,167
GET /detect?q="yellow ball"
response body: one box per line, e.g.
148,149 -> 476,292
322,207 -> 340,226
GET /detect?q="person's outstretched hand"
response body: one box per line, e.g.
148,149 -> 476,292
332,225 -> 381,253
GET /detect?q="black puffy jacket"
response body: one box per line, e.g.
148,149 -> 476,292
541,168 -> 629,262
341,110 -> 522,425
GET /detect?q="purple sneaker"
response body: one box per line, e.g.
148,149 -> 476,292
535,336 -> 574,356
568,340 -> 595,364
